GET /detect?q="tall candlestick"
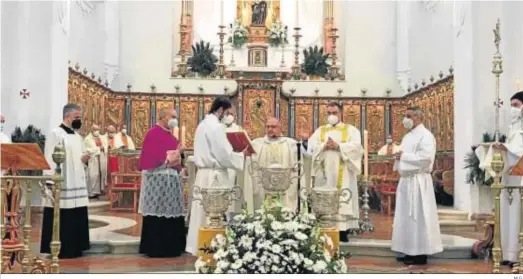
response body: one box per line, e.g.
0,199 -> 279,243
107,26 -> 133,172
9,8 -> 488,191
364,130 -> 369,177
295,0 -> 299,27
517,79 -> 521,91
220,0 -> 224,25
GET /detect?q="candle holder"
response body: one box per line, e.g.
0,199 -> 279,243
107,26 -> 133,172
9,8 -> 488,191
358,178 -> 374,233
177,23 -> 189,78
291,27 -> 302,80
328,27 -> 340,80
216,25 -> 227,79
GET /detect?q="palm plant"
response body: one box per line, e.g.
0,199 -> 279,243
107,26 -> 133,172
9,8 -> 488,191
464,132 -> 506,186
11,125 -> 46,175
187,40 -> 218,77
301,46 -> 330,78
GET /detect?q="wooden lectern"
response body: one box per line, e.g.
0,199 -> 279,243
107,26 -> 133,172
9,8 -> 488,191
0,143 -> 60,274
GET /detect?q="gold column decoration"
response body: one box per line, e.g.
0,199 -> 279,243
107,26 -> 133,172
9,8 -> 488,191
177,23 -> 189,77
21,180 -> 32,273
217,25 -> 227,79
292,27 -> 302,80
328,27 -> 340,80
490,18 -> 504,274
50,143 -> 65,273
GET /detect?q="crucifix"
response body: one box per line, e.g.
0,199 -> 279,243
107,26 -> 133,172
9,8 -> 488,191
492,18 -> 503,143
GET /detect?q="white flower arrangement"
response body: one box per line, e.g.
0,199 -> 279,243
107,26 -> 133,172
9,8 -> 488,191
195,199 -> 349,274
267,21 -> 288,47
228,19 -> 249,49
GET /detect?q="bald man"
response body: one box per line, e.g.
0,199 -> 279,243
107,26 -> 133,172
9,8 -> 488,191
84,124 -> 108,198
243,117 -> 300,212
116,124 -> 136,151
0,115 -> 10,143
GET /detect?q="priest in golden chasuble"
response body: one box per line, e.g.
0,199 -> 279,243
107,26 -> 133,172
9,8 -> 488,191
306,102 -> 363,241
115,124 -> 136,151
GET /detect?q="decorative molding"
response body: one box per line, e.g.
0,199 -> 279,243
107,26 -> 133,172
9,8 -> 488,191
57,0 -> 72,35
76,0 -> 97,15
420,0 -> 439,12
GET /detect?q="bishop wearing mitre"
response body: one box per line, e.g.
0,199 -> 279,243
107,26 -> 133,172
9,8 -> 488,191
84,124 -> 108,198
115,124 -> 136,151
306,102 -> 363,242
243,117 -> 299,212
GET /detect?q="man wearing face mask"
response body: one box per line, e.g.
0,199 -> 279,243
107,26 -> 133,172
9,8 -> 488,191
243,117 -> 302,212
40,103 -> 91,258
115,124 -> 136,151
187,96 -> 251,255
138,107 -> 186,257
0,115 -> 10,143
104,125 -> 120,186
306,102 -> 363,242
378,134 -> 401,155
391,106 -> 442,266
84,124 -> 108,199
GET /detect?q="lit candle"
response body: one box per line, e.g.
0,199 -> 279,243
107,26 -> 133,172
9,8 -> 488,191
295,0 -> 299,27
364,130 -> 369,178
517,79 -> 521,91
220,0 -> 224,25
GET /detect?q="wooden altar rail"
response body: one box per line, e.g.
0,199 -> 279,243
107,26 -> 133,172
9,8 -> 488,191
68,68 -> 454,154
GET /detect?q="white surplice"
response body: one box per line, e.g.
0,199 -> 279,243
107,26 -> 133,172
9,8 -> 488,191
224,123 -> 243,215
43,125 -> 89,209
476,120 -> 523,262
83,133 -> 108,196
307,122 -> 363,230
243,136 -> 300,212
391,124 -> 442,256
115,133 -> 136,150
186,114 -> 244,255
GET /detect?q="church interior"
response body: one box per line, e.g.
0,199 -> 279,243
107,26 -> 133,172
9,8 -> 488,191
2,0 -> 523,274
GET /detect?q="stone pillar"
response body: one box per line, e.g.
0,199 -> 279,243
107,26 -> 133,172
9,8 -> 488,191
396,1 -> 411,92
104,0 -> 120,88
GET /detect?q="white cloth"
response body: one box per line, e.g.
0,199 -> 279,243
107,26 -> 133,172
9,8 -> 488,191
43,125 -> 89,209
224,123 -> 243,214
476,120 -> 523,262
84,133 -> 108,196
391,124 -> 443,256
115,133 -> 136,150
243,136 -> 300,213
377,143 -> 401,156
307,122 -> 363,230
186,114 -> 245,255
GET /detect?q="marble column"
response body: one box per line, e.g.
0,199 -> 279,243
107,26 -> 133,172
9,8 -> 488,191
395,0 -> 411,92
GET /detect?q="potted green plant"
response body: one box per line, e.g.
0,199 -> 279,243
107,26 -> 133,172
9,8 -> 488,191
301,46 -> 330,80
187,40 -> 218,77
11,125 -> 46,175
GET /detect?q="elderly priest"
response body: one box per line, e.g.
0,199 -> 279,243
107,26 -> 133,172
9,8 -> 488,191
306,102 -> 363,242
391,106 -> 442,266
40,103 -> 90,258
244,117 -> 299,212
84,124 -> 107,198
138,107 -> 186,258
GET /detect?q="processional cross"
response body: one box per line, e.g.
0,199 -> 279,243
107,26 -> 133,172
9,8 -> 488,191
492,18 -> 503,143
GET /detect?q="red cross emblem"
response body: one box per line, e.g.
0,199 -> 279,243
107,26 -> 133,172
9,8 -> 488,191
19,89 -> 30,99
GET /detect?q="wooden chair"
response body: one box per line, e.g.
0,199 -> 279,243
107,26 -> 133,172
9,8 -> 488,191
109,152 -> 141,212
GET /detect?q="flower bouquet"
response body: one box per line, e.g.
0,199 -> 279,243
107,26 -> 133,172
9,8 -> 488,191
267,21 -> 288,47
228,19 -> 249,49
195,199 -> 349,274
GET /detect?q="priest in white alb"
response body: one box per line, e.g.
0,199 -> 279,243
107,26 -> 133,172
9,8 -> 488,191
223,112 -> 244,219
84,124 -> 108,198
391,106 -> 442,266
115,124 -> 136,150
476,91 -> 523,268
306,102 -> 363,242
243,117 -> 300,212
186,96 -> 251,255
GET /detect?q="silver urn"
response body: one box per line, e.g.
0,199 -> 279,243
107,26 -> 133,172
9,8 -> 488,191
302,187 -> 352,228
191,185 -> 241,228
249,161 -> 302,198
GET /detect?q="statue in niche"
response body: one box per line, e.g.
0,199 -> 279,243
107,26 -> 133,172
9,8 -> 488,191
251,1 -> 267,26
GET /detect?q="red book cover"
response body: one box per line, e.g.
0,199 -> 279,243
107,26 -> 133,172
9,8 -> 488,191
226,131 -> 255,154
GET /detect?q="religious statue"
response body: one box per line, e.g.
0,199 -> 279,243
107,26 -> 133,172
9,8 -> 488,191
251,0 -> 267,26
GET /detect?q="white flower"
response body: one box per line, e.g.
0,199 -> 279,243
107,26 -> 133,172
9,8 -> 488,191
239,235 -> 253,249
271,244 -> 282,254
195,257 -> 209,273
214,267 -> 223,274
312,260 -> 328,273
217,260 -> 230,270
231,259 -> 243,270
295,231 -> 308,241
215,234 -> 227,246
271,221 -> 283,231
304,258 -> 314,268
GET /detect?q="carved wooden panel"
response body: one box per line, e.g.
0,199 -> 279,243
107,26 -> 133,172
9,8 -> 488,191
130,98 -> 151,148
242,89 -> 275,139
204,97 -> 214,115
342,101 -> 361,130
295,100 -> 314,138
391,102 -> 407,143
365,103 -> 385,153
444,80 -> 454,150
83,85 -> 106,135
156,97 -> 176,118
180,97 -> 199,149
280,98 -> 289,136
318,100 -> 329,127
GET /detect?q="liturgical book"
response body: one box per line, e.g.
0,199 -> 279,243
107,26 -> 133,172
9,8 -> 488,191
226,131 -> 255,154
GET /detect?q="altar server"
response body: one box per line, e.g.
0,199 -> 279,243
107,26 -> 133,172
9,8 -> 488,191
40,103 -> 90,259
306,102 -> 363,242
138,107 -> 186,258
223,112 -> 243,219
115,124 -> 136,151
84,124 -> 108,198
186,96 -> 250,255
391,106 -> 442,266
244,117 -> 299,212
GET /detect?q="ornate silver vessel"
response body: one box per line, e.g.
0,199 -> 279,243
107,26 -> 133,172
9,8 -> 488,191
249,161 -> 302,196
302,187 -> 352,228
191,184 -> 241,228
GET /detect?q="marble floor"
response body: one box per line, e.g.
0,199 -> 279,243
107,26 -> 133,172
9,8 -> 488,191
10,203 -> 501,274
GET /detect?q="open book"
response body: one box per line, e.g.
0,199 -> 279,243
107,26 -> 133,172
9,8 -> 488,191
226,131 -> 255,154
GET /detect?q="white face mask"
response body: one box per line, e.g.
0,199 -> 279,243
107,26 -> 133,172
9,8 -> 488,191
93,131 -> 100,137
223,115 -> 234,125
168,118 -> 178,129
121,129 -> 127,135
511,107 -> 522,123
403,117 -> 414,130
386,138 -> 393,144
327,115 -> 339,126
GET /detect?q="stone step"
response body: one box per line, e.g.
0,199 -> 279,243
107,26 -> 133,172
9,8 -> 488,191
438,208 -> 470,221
440,220 -> 477,234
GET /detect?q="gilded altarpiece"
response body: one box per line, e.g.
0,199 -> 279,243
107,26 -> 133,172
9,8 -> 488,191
155,97 -> 176,118
279,97 -> 289,136
242,89 -> 275,139
294,100 -> 314,138
130,97 -> 151,148
341,101 -> 362,130
105,96 -> 125,132
179,97 -> 199,148
390,101 -> 407,144
365,103 -> 385,153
